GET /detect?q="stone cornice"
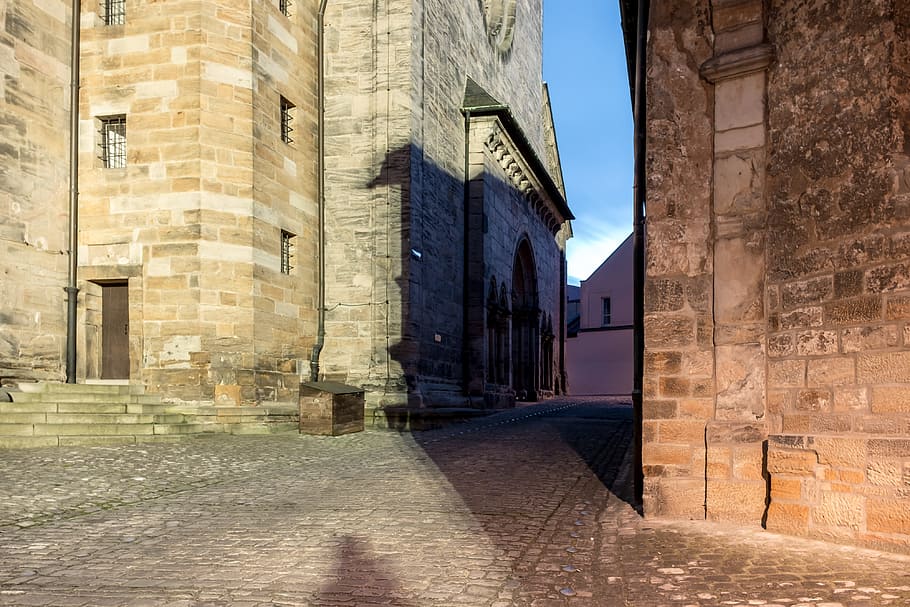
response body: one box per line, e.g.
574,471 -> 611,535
700,43 -> 775,83
481,120 -> 570,236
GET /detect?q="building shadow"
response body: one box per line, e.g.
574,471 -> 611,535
400,399 -> 639,575
326,138 -> 637,586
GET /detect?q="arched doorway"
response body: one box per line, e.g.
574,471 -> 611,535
511,239 -> 539,401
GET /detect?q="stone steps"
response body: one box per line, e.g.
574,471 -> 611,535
0,382 -> 299,448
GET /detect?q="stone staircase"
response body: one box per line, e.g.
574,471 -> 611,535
0,382 -> 299,448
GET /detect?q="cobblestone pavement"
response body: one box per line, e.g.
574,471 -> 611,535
0,398 -> 908,606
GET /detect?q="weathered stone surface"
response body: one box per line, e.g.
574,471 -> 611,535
765,501 -> 810,535
781,277 -> 833,310
645,351 -> 683,375
867,498 -> 910,536
885,294 -> 910,319
0,0 -> 71,384
796,389 -> 831,412
777,306 -> 823,329
770,477 -> 803,501
832,386 -> 868,412
833,269 -> 863,298
871,386 -> 910,414
645,279 -> 686,313
866,263 -> 910,293
715,344 -> 765,420
706,479 -> 766,523
795,330 -> 838,356
714,236 -> 764,324
768,359 -> 805,388
706,422 -> 766,444
644,314 -> 697,349
823,296 -> 882,324
809,436 -> 866,469
806,357 -> 855,387
814,491 -> 864,531
841,325 -> 900,353
857,351 -> 910,383
767,447 -> 817,476
715,154 -> 756,213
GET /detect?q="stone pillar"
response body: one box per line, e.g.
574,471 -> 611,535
700,0 -> 774,523
640,0 -> 714,520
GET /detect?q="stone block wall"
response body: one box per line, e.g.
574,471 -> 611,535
465,116 -> 566,403
249,0 -> 319,403
322,0 -> 567,408
0,0 -> 71,385
641,0 -> 715,519
321,0 -> 414,406
641,0 -> 910,552
761,0 -> 910,551
78,0 -> 317,404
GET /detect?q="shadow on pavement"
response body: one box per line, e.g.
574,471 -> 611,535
405,399 -> 638,563
547,401 -> 638,508
312,535 -> 417,607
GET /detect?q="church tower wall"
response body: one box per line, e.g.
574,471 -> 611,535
0,0 -> 72,385
77,0 -> 318,404
321,0 -> 568,409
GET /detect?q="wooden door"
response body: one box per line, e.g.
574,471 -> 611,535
101,283 -> 129,379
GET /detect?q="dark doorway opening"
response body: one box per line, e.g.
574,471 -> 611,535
101,281 -> 129,379
511,239 -> 539,401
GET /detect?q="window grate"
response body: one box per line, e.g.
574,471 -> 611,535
100,116 -> 127,169
279,0 -> 292,17
280,96 -> 294,144
102,0 -> 125,25
281,230 -> 295,275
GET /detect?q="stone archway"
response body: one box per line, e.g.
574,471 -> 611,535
511,238 -> 539,401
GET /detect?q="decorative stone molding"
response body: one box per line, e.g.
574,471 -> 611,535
480,0 -> 517,53
701,43 -> 775,83
483,123 -> 563,235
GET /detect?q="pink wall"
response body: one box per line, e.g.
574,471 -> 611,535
566,234 -> 633,395
566,329 -> 633,395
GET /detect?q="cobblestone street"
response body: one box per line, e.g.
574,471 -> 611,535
0,399 -> 908,606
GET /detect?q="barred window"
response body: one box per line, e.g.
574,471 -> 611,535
279,0 -> 292,17
280,230 -> 295,275
99,116 -> 127,169
280,96 -> 295,145
102,0 -> 125,25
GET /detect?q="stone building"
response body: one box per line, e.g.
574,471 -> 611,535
566,234 -> 634,396
1,0 -> 570,418
0,0 -> 72,386
622,0 -> 910,552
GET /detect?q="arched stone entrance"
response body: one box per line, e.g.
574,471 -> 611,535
511,239 -> 539,401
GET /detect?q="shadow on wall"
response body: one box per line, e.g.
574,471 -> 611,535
351,143 -> 564,409
318,144 -> 641,592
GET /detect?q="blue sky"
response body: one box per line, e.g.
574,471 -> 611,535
543,1 -> 633,285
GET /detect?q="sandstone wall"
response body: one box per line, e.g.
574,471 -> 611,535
320,0 -> 414,406
248,0 -> 319,403
409,0 -> 559,404
763,0 -> 910,551
642,0 -> 716,519
322,0 -> 565,408
0,0 -> 71,384
78,0 -> 317,404
642,0 -> 910,552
